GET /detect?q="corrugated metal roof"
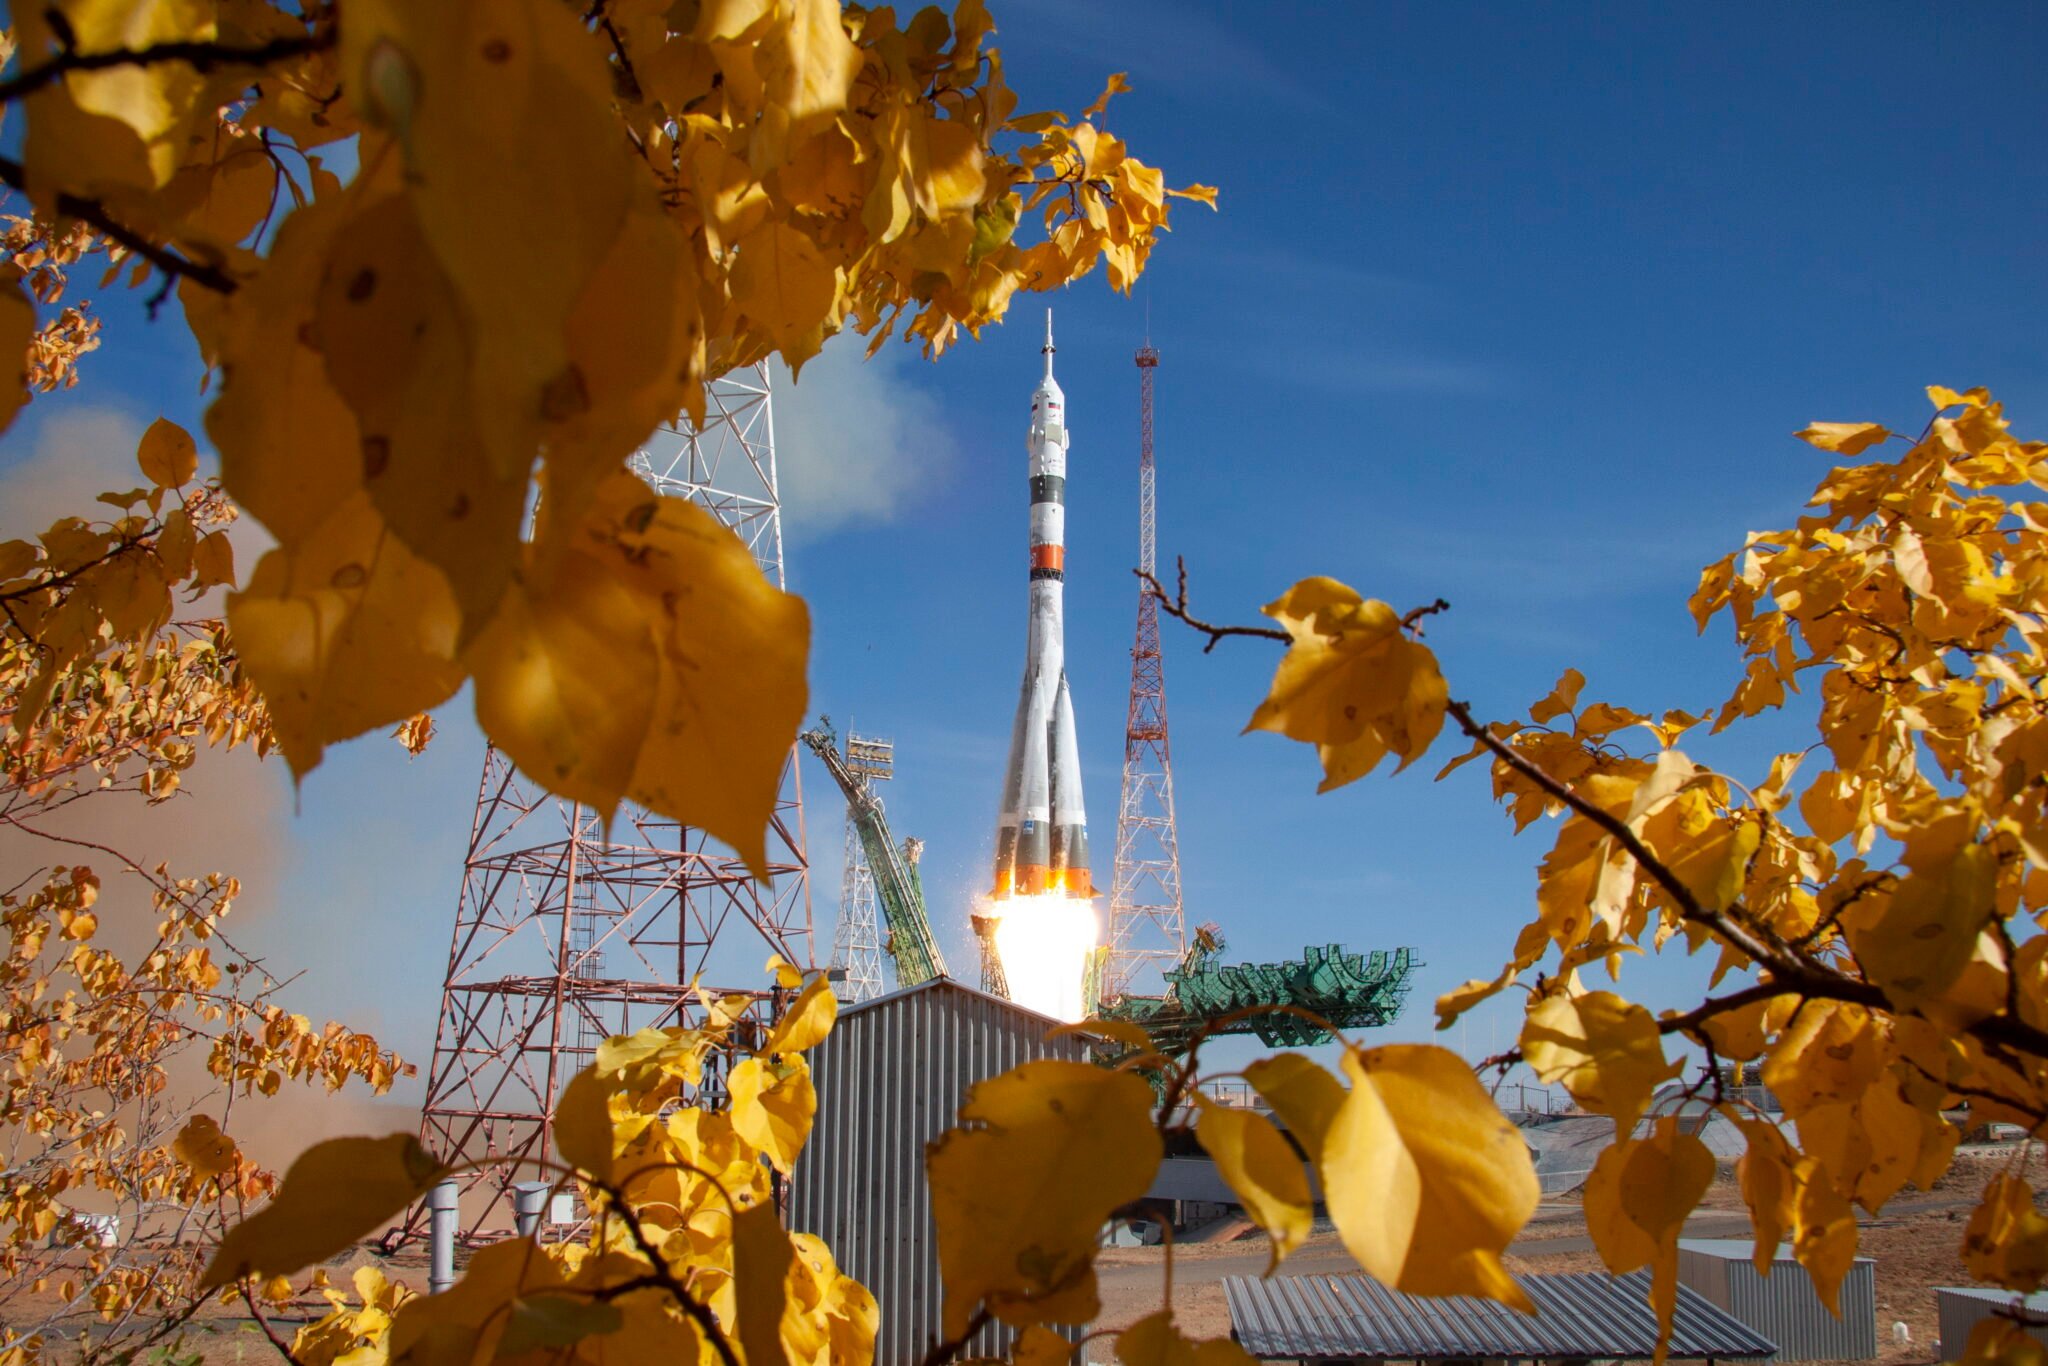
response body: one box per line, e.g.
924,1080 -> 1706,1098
1932,1287 -> 2048,1309
1224,1271 -> 1779,1361
1680,1237 -> 1873,1265
834,974 -> 1071,1024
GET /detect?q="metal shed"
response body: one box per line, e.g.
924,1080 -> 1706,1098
1224,1270 -> 1777,1362
788,978 -> 1093,1365
1935,1287 -> 2048,1357
1677,1239 -> 1874,1361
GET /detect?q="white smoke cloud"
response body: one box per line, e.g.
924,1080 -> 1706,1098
769,342 -> 957,541
0,406 -> 149,540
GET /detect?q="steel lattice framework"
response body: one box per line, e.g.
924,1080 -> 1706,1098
411,365 -> 812,1240
1106,345 -> 1185,997
828,731 -> 890,1002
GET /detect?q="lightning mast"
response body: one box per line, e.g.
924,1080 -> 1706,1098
1106,344 -> 1185,997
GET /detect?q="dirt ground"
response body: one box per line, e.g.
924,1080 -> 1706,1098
11,1146 -> 2040,1365
1093,1144 -> 2038,1365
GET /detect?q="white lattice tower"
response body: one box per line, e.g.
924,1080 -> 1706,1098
829,730 -> 890,1002
1107,344 -> 1186,997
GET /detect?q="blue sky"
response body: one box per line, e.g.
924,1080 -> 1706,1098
5,1 -> 2047,1105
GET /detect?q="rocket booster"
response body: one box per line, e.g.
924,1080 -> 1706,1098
993,310 -> 1095,900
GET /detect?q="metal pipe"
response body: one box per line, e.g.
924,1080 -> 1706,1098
428,1180 -> 459,1292
512,1183 -> 549,1240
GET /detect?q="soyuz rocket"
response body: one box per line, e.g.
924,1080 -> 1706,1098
992,311 -> 1095,901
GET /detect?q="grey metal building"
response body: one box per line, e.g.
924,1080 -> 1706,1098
1224,1270 -> 1777,1362
1677,1239 -> 1875,1361
788,978 -> 1093,1365
1935,1287 -> 2048,1357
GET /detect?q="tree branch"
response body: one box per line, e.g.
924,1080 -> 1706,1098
0,155 -> 240,296
0,35 -> 330,107
592,1179 -> 742,1366
1150,562 -> 2048,1083
1137,558 -> 1287,654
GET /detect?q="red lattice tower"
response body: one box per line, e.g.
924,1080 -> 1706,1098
1106,344 -> 1186,997
408,364 -> 812,1241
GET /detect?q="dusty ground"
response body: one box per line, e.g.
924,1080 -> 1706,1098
10,1146 -> 2039,1365
1094,1144 -> 2037,1365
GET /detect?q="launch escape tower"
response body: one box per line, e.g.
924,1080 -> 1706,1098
412,365 -> 811,1241
823,729 -> 890,1003
1105,344 -> 1186,998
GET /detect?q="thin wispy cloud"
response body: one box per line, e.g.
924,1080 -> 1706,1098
997,0 -> 1330,117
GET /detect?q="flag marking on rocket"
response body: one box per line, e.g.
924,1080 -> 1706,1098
993,309 -> 1096,900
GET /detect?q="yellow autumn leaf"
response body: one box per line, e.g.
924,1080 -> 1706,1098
341,0 -> 634,484
1928,385 -> 1988,411
192,531 -> 236,589
754,0 -> 863,159
201,1134 -> 447,1288
1796,421 -> 1891,455
1761,999 -> 1882,1118
728,1055 -> 816,1175
765,953 -> 805,990
1320,1044 -> 1537,1311
1435,964 -> 1520,1029
311,192 -> 522,632
553,1066 -> 614,1176
1584,1120 -> 1716,1364
1960,1316 -> 2048,1366
732,1200 -> 794,1366
228,492 -> 466,776
1245,578 -> 1448,792
1243,1052 -> 1346,1164
205,192 -> 367,546
1529,668 -> 1586,725
731,220 -> 842,373
1013,1324 -> 1074,1366
1521,990 -> 1678,1131
171,1114 -> 240,1181
137,417 -> 199,490
1734,1118 -> 1796,1275
1793,1155 -> 1859,1313
1115,1311 -> 1259,1366
467,474 -> 809,876
1847,843 -> 1996,1007
926,1059 -> 1160,1335
1690,995 -> 1772,1061
1583,1139 -> 1657,1274
764,975 -> 837,1055
1052,1018 -> 1157,1054
0,279 -> 30,435
496,1295 -> 623,1356
1964,1175 -> 2048,1293
1193,1096 -> 1313,1273
387,1237 -> 567,1365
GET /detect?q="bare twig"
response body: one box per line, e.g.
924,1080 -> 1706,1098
239,1282 -> 303,1366
1137,558 -> 1287,654
917,1306 -> 993,1366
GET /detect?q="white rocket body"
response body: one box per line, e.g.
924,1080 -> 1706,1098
993,311 -> 1094,900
